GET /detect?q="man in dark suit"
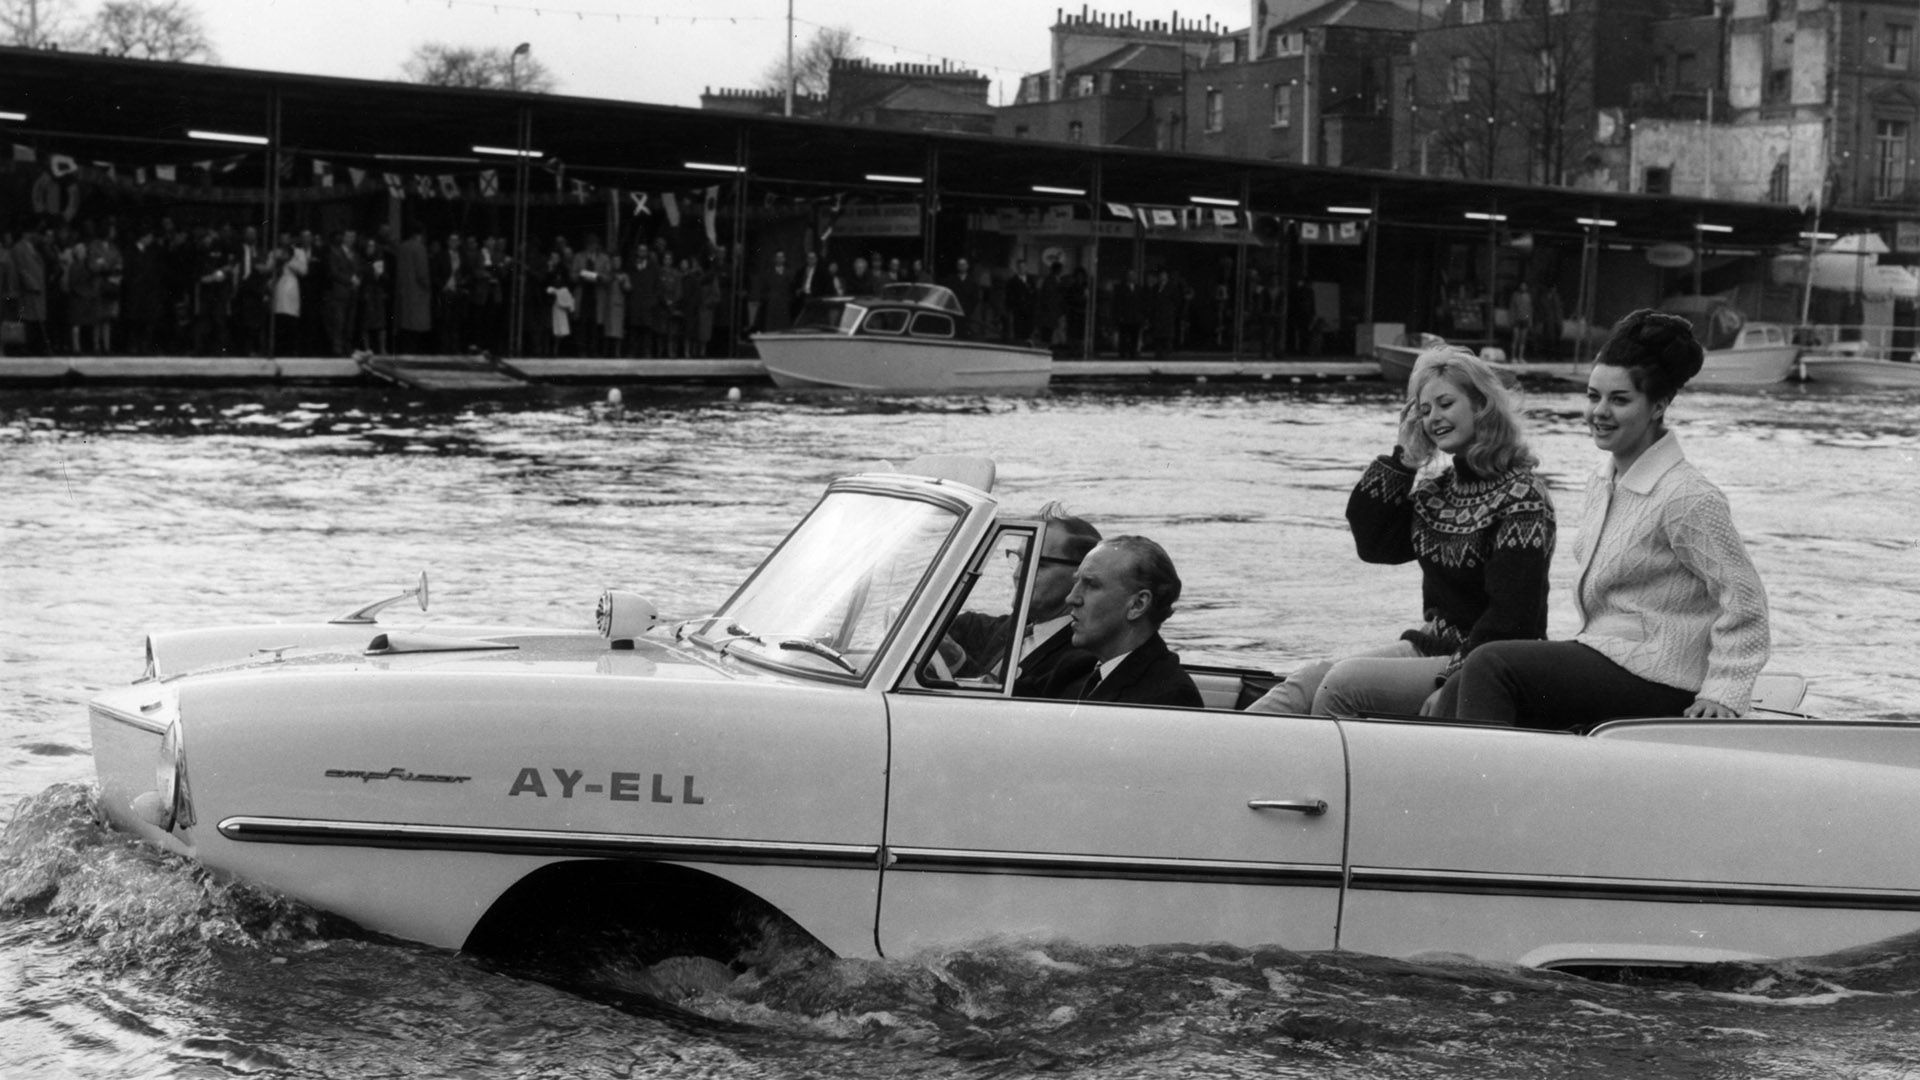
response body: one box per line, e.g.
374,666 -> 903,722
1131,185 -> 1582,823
947,504 -> 1101,697
1042,535 -> 1203,708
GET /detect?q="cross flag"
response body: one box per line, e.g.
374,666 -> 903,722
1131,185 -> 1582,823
438,174 -> 459,199
385,172 -> 405,199
414,174 -> 435,198
477,170 -> 499,196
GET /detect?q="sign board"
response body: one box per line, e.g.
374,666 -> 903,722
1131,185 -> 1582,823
831,203 -> 922,238
1897,220 -> 1920,256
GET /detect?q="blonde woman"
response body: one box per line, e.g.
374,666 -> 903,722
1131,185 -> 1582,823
1251,346 -> 1555,716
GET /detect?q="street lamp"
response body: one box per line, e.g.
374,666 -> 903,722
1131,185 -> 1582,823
509,42 -> 530,91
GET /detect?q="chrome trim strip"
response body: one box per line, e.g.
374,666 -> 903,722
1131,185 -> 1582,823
217,816 -> 880,869
90,701 -> 169,735
886,846 -> 1343,888
1350,866 -> 1920,911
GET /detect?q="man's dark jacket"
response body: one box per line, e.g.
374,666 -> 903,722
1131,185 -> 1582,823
1040,632 -> 1203,709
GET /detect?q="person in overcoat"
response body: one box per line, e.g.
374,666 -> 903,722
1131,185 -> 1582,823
395,226 -> 432,351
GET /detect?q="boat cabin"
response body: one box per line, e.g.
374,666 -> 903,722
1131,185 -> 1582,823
792,284 -> 967,341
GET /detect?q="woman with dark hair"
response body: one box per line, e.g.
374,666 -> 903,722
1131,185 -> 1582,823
1249,345 -> 1555,716
1440,308 -> 1770,728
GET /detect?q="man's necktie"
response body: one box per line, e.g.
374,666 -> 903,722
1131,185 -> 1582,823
1080,668 -> 1102,700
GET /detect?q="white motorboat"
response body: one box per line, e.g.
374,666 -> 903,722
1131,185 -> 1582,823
753,284 -> 1052,395
1661,296 -> 1797,386
1797,343 -> 1920,389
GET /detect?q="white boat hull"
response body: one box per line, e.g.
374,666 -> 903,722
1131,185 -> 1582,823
1694,344 -> 1798,386
1799,354 -> 1920,388
754,333 -> 1052,395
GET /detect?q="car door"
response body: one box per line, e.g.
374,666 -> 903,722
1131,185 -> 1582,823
1336,718 -> 1920,967
879,691 -> 1349,955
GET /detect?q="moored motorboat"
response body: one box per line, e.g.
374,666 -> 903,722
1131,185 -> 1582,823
1660,296 -> 1796,386
1373,333 -> 1446,387
1797,344 -> 1920,389
753,283 -> 1052,395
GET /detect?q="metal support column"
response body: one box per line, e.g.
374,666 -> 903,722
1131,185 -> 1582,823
508,106 -> 532,358
265,90 -> 282,359
1362,186 -> 1380,325
730,127 -> 750,358
921,145 -> 940,274
1083,161 -> 1102,360
1231,172 -> 1250,359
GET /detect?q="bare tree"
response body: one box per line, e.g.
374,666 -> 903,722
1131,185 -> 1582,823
82,0 -> 216,62
1508,6 -> 1596,187
0,0 -> 85,48
759,25 -> 857,99
402,42 -> 558,93
1413,7 -> 1597,187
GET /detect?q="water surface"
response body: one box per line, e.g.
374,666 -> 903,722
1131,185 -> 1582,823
4,381 -> 1918,1077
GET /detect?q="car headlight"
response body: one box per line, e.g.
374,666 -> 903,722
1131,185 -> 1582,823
152,718 -> 195,830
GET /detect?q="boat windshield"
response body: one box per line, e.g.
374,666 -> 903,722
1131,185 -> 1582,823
793,299 -> 861,333
696,489 -> 962,682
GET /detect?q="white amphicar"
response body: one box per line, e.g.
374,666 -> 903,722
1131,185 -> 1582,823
89,455 -> 1920,976
752,284 -> 1052,395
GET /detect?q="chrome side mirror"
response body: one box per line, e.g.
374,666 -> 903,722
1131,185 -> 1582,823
330,571 -> 430,625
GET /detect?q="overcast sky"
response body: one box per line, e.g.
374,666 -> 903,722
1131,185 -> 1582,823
189,0 -> 1254,108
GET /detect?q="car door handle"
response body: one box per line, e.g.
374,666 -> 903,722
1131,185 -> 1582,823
1248,798 -> 1328,816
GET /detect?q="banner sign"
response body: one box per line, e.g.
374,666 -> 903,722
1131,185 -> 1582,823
830,202 -> 923,237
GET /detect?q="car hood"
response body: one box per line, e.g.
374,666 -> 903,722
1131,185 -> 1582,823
147,624 -> 743,685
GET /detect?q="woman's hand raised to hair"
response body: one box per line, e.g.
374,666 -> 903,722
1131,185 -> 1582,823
1394,400 -> 1431,469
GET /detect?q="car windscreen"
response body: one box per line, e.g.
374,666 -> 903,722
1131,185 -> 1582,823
697,490 -> 963,682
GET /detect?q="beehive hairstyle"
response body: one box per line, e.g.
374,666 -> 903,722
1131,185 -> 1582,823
1595,309 -> 1706,402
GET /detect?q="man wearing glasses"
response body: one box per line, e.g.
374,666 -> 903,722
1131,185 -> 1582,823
948,503 -> 1101,697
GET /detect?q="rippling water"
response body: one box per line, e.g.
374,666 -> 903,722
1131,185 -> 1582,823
4,381 -> 1920,1077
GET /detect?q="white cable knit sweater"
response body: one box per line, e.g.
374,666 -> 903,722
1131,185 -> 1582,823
1572,431 -> 1771,713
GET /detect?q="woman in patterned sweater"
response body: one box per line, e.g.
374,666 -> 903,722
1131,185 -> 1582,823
1249,346 -> 1555,716
1442,309 -> 1770,727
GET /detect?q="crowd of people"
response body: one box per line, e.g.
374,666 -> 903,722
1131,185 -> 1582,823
3,212 -> 1346,362
952,308 -> 1768,722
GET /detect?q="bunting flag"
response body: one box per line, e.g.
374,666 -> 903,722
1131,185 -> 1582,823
540,157 -> 564,193
384,172 -> 405,199
193,160 -> 212,172
217,159 -> 239,174
414,174 -> 434,198
477,169 -> 498,196
438,174 -> 459,199
1300,221 -> 1322,241
349,166 -> 367,188
49,153 -> 78,177
93,161 -> 116,179
1149,208 -> 1177,228
629,190 -> 650,216
312,158 -> 333,187
1106,202 -> 1134,220
157,164 -> 177,182
702,186 -> 719,247
1339,221 -> 1360,241
662,192 -> 681,226
569,177 -> 594,203
134,167 -> 147,184
1212,208 -> 1238,227
12,143 -> 35,163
